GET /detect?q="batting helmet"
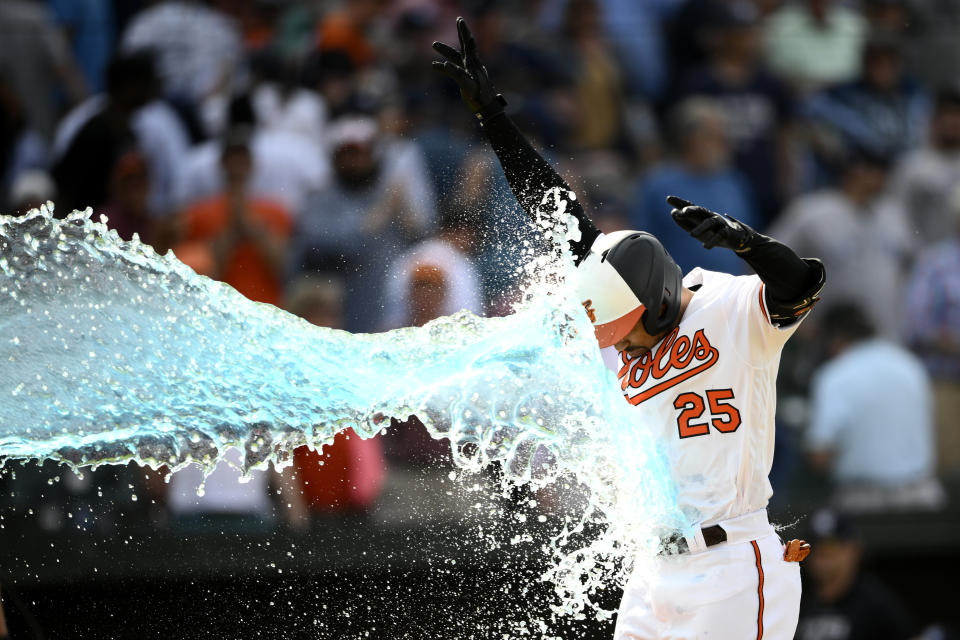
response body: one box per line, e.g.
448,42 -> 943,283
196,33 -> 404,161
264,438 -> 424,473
575,231 -> 683,348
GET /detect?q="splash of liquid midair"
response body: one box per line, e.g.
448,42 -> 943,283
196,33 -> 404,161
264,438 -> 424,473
0,204 -> 683,622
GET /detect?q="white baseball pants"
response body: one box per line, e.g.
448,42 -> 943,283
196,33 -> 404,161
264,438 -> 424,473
614,519 -> 800,639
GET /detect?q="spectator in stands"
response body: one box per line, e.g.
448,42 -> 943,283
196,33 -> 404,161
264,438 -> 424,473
630,96 -> 757,275
249,50 -> 327,146
52,53 -> 153,216
803,32 -> 930,169
664,0 -> 730,87
0,0 -> 87,139
769,149 -> 912,337
560,0 -> 626,151
8,170 -> 56,215
167,444 -> 309,534
806,305 -> 944,512
52,50 -> 190,220
301,50 -> 359,122
174,128 -> 291,307
315,0 -> 384,69
284,276 -> 386,516
286,274 -> 345,329
175,93 -> 328,217
864,0 -> 911,34
670,3 -> 795,225
448,147 -> 539,315
796,508 -> 915,640
121,0 -> 245,136
98,151 -> 152,244
383,205 -> 485,330
763,0 -> 868,93
903,186 -> 960,475
166,131 -> 303,533
900,0 -> 960,91
0,71 -> 47,210
49,0 -> 115,94
589,0 -> 682,100
290,115 -> 435,332
889,88 -> 960,246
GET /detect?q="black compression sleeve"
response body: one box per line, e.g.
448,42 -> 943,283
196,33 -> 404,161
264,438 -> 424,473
480,112 -> 600,263
737,234 -> 825,323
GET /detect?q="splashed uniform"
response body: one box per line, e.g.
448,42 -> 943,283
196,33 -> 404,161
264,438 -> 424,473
612,265 -> 804,639
473,110 -> 823,640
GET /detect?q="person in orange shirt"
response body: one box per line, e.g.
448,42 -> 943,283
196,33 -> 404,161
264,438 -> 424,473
315,0 -> 383,68
174,128 -> 291,306
284,275 -> 387,514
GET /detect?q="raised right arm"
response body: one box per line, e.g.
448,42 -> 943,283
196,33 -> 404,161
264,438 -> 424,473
433,18 -> 600,264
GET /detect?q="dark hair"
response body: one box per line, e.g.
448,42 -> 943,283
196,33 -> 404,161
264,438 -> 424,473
842,143 -> 892,172
862,29 -> 903,61
227,93 -> 256,128
821,304 -> 876,344
805,508 -> 861,543
301,50 -> 356,87
106,51 -> 156,96
935,86 -> 960,112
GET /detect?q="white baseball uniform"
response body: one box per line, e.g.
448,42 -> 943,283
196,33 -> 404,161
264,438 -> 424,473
613,268 -> 804,640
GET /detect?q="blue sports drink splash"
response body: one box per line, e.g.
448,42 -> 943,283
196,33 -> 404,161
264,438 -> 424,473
0,205 -> 682,620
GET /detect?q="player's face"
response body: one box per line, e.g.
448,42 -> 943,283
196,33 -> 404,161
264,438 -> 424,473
614,314 -> 669,357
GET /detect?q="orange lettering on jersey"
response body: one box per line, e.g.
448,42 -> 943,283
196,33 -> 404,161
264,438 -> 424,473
619,328 -> 720,405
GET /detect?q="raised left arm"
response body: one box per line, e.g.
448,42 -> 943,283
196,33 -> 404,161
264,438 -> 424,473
667,196 -> 825,326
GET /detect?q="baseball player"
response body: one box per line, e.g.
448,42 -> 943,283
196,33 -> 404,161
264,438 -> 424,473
433,19 -> 824,639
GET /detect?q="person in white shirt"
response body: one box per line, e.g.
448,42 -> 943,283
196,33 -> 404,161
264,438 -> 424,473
769,149 -> 912,338
384,205 -> 484,330
889,88 -> 960,247
806,303 -> 944,512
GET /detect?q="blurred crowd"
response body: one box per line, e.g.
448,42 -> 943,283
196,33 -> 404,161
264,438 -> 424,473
2,0 -> 960,636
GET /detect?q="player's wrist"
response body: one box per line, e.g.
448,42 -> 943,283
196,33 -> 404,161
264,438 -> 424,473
474,93 -> 507,122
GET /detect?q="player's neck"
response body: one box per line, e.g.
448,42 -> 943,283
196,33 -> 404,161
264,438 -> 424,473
676,287 -> 695,323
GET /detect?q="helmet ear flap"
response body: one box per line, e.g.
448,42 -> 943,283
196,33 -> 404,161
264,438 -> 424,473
641,253 -> 682,335
605,233 -> 683,336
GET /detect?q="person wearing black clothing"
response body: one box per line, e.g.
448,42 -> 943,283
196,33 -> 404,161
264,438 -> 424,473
51,52 -> 154,216
433,18 -> 825,639
796,510 -> 915,640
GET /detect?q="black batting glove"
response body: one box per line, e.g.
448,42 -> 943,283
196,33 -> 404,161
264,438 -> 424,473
432,17 -> 507,122
667,195 -> 757,254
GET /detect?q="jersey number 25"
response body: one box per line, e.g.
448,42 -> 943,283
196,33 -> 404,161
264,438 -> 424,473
673,389 -> 742,439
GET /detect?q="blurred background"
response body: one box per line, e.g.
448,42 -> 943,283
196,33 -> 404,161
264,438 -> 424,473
1,0 -> 960,638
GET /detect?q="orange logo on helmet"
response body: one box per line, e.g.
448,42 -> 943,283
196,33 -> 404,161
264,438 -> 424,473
582,299 -> 597,323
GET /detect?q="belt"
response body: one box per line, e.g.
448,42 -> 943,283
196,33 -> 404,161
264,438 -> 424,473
658,524 -> 728,556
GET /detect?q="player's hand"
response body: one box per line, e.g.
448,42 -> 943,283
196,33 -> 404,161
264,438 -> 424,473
667,195 -> 754,253
432,17 -> 506,120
